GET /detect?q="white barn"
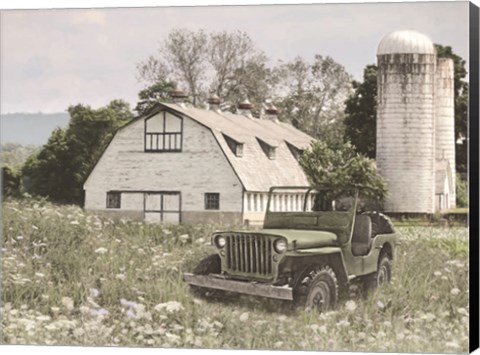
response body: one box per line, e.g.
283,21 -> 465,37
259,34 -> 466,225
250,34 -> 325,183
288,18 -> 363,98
84,95 -> 313,225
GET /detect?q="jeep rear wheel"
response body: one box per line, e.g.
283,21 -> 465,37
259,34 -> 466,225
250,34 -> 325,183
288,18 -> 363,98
294,265 -> 338,312
361,254 -> 392,293
375,256 -> 392,287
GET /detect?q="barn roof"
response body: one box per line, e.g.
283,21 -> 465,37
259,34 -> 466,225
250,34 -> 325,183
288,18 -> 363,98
157,103 -> 314,191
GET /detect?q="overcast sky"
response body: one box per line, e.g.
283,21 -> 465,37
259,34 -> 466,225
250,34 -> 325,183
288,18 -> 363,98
0,1 -> 470,114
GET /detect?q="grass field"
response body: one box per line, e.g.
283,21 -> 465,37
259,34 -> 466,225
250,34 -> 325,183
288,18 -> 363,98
1,198 -> 469,352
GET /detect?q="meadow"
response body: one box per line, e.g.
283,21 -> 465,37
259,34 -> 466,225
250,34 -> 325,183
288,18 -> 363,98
1,198 -> 469,352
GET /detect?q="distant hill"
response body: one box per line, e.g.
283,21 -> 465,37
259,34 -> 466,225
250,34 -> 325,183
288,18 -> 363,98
1,112 -> 70,146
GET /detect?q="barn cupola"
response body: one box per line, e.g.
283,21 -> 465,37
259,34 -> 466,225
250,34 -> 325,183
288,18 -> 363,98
170,89 -> 188,105
238,99 -> 253,118
264,103 -> 279,122
207,94 -> 221,112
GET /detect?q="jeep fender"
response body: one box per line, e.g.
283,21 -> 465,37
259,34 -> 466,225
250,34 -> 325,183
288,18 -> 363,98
280,247 -> 349,287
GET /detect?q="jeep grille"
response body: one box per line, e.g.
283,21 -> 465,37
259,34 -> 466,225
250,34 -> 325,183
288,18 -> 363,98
224,234 -> 273,276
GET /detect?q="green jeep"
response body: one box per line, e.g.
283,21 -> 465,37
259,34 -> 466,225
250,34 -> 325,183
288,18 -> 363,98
184,186 -> 397,311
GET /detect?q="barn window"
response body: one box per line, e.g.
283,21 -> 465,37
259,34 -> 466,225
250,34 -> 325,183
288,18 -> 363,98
205,193 -> 220,210
106,192 -> 121,209
257,138 -> 276,159
145,111 -> 183,152
286,141 -> 304,160
223,134 -> 243,157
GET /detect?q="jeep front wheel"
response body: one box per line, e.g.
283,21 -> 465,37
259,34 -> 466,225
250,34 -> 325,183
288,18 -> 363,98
190,254 -> 224,299
295,265 -> 338,312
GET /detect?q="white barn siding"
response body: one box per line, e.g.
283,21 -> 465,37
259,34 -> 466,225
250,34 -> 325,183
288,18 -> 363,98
84,111 -> 243,223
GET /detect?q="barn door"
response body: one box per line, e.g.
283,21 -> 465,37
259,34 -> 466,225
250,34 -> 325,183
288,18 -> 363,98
144,192 -> 181,224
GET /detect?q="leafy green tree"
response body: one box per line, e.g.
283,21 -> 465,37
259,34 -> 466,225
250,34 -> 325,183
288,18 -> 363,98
1,165 -> 21,198
299,138 -> 388,207
135,81 -> 177,116
22,100 -> 134,204
22,128 -> 71,201
343,65 -> 377,158
137,28 -> 269,110
274,55 -> 353,141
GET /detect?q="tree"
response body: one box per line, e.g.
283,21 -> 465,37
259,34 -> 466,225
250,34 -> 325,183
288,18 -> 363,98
22,100 -> 134,204
1,165 -> 21,198
299,138 -> 388,207
134,81 -> 177,116
137,28 -> 269,110
274,55 -> 353,140
343,65 -> 377,158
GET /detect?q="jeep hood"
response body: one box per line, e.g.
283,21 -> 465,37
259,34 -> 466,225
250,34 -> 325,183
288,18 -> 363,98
251,229 -> 338,250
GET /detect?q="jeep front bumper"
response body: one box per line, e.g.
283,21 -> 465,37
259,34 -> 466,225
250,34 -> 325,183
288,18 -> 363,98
183,273 -> 293,301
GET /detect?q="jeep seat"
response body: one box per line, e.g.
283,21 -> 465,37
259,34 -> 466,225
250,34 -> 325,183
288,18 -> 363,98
351,215 -> 372,256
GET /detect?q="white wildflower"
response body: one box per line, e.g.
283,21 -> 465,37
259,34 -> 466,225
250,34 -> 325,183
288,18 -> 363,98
319,325 -> 327,334
70,220 -> 80,225
274,341 -> 284,348
445,341 -> 460,349
89,288 -> 100,298
376,300 -> 385,309
61,297 -> 74,310
32,225 -> 39,230
154,301 -> 184,314
336,319 -> 350,328
16,236 -> 24,240
195,238 -> 205,244
457,308 -> 468,316
433,271 -> 442,277
94,247 -> 108,254
116,274 -> 126,280
239,312 -> 249,322
35,272 -> 45,278
450,287 -> 460,296
345,300 -> 357,312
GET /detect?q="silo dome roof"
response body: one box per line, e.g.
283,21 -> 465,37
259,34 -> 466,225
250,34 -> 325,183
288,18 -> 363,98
377,30 -> 435,55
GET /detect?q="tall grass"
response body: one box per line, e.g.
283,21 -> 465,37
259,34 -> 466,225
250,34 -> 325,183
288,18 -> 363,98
1,198 -> 469,352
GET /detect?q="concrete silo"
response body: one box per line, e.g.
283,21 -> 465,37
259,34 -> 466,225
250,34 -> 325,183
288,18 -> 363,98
435,58 -> 456,208
376,30 -> 437,213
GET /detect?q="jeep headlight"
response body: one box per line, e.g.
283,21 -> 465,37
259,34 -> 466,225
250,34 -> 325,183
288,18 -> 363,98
214,235 -> 226,248
274,239 -> 287,253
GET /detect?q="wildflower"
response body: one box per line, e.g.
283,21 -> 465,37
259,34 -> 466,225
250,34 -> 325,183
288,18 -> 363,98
445,341 -> 460,349
116,274 -> 126,280
94,247 -> 108,254
179,234 -> 189,243
70,220 -> 80,225
433,271 -> 442,277
50,307 -> 60,314
376,300 -> 385,309
120,299 -> 138,309
345,300 -> 357,312
89,288 -> 100,298
35,272 -> 45,278
239,312 -> 249,322
336,319 -> 350,328
126,309 -> 136,319
154,301 -> 184,314
318,325 -> 327,334
457,308 -> 468,316
195,238 -> 205,244
94,308 -> 109,317
32,225 -> 39,230
450,287 -> 460,296
16,236 -> 24,240
61,297 -> 74,310
274,341 -> 284,348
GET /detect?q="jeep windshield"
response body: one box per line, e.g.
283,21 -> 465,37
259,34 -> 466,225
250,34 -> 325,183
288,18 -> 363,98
266,187 -> 357,213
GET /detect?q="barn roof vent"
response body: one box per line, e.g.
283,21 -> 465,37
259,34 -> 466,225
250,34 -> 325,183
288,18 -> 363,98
238,99 -> 253,118
207,94 -> 221,112
264,104 -> 279,122
170,89 -> 188,105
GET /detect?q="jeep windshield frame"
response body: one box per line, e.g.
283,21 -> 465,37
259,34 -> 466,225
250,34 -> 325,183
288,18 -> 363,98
263,186 -> 359,244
